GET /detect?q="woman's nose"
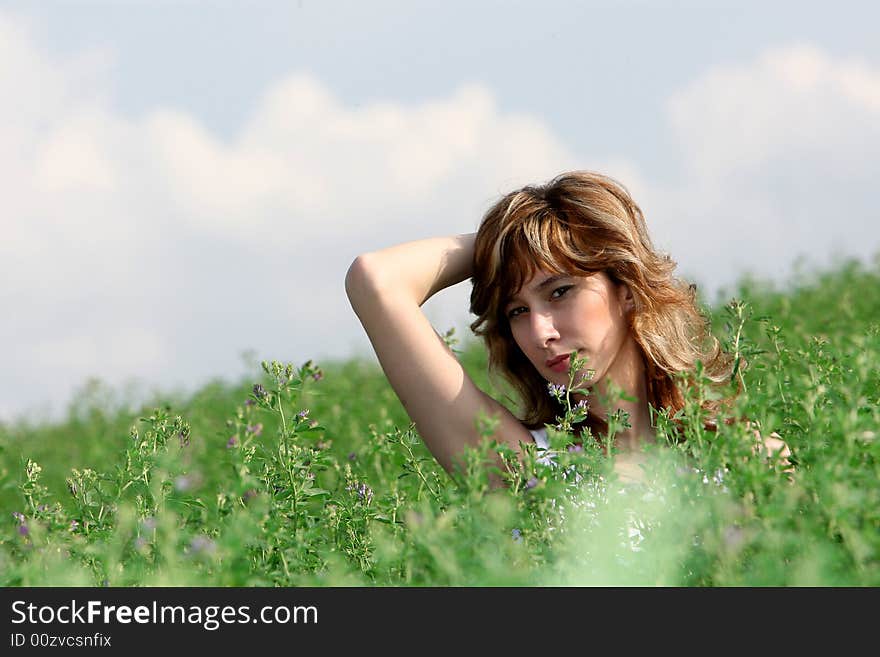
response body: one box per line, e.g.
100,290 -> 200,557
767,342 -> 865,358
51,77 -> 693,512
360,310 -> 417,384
531,311 -> 560,347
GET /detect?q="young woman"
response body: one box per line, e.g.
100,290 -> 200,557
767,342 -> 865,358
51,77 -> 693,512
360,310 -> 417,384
345,171 -> 789,486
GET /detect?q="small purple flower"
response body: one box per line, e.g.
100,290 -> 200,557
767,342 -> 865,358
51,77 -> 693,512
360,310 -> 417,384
312,371 -> 323,382
723,525 -> 746,551
18,524 -> 29,537
511,528 -> 522,542
252,383 -> 268,400
189,535 -> 216,555
69,520 -> 79,531
226,436 -> 238,448
244,398 -> 255,407
525,477 -> 538,490
567,444 -> 583,453
347,481 -> 373,504
141,517 -> 157,531
547,383 -> 566,400
297,410 -> 309,421
246,423 -> 263,436
12,511 -> 25,523
347,451 -> 357,461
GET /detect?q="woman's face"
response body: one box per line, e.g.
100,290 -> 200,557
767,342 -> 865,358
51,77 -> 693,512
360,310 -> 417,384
504,268 -> 637,394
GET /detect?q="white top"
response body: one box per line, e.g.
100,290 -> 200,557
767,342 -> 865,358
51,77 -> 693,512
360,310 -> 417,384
525,426 -> 727,556
528,427 -> 555,466
528,427 -> 550,449
530,425 -> 727,488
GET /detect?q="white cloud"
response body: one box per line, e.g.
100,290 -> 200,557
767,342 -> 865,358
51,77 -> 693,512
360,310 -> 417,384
2,7 -> 877,424
0,10 -> 579,423
651,43 -> 880,293
668,44 -> 880,181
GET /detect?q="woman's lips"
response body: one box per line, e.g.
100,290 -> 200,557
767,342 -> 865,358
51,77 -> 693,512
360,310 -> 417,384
547,356 -> 569,373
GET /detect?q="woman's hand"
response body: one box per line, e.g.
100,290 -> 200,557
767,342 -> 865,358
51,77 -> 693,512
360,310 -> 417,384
755,430 -> 794,475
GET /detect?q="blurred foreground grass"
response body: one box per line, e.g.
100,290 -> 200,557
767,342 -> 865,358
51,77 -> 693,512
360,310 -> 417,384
1,258 -> 878,585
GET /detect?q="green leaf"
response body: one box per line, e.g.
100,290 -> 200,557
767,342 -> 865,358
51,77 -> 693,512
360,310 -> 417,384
303,488 -> 330,497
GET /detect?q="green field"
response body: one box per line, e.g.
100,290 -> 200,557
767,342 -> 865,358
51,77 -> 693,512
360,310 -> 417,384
2,257 -> 878,586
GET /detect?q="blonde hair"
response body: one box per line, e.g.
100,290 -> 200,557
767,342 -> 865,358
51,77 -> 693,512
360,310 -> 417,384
469,171 -> 734,436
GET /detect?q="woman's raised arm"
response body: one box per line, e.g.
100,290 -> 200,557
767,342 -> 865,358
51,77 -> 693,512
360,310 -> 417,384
344,233 -> 534,485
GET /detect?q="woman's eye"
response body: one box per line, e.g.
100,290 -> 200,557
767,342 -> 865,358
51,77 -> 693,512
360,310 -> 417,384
507,287 -> 571,319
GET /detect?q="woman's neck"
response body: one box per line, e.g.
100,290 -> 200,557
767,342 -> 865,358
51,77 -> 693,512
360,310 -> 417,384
580,337 -> 654,453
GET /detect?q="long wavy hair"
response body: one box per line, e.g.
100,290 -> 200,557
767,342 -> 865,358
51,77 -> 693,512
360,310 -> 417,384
469,171 -> 735,438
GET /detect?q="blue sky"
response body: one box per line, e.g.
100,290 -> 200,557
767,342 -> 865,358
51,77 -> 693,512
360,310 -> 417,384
2,1 -> 878,423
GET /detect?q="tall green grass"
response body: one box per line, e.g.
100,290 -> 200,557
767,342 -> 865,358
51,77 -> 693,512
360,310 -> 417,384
1,257 -> 877,585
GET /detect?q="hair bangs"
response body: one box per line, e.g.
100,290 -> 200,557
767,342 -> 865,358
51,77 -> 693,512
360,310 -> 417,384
496,214 -> 577,311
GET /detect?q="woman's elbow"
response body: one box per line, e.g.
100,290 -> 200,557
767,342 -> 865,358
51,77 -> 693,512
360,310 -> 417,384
345,254 -> 378,305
